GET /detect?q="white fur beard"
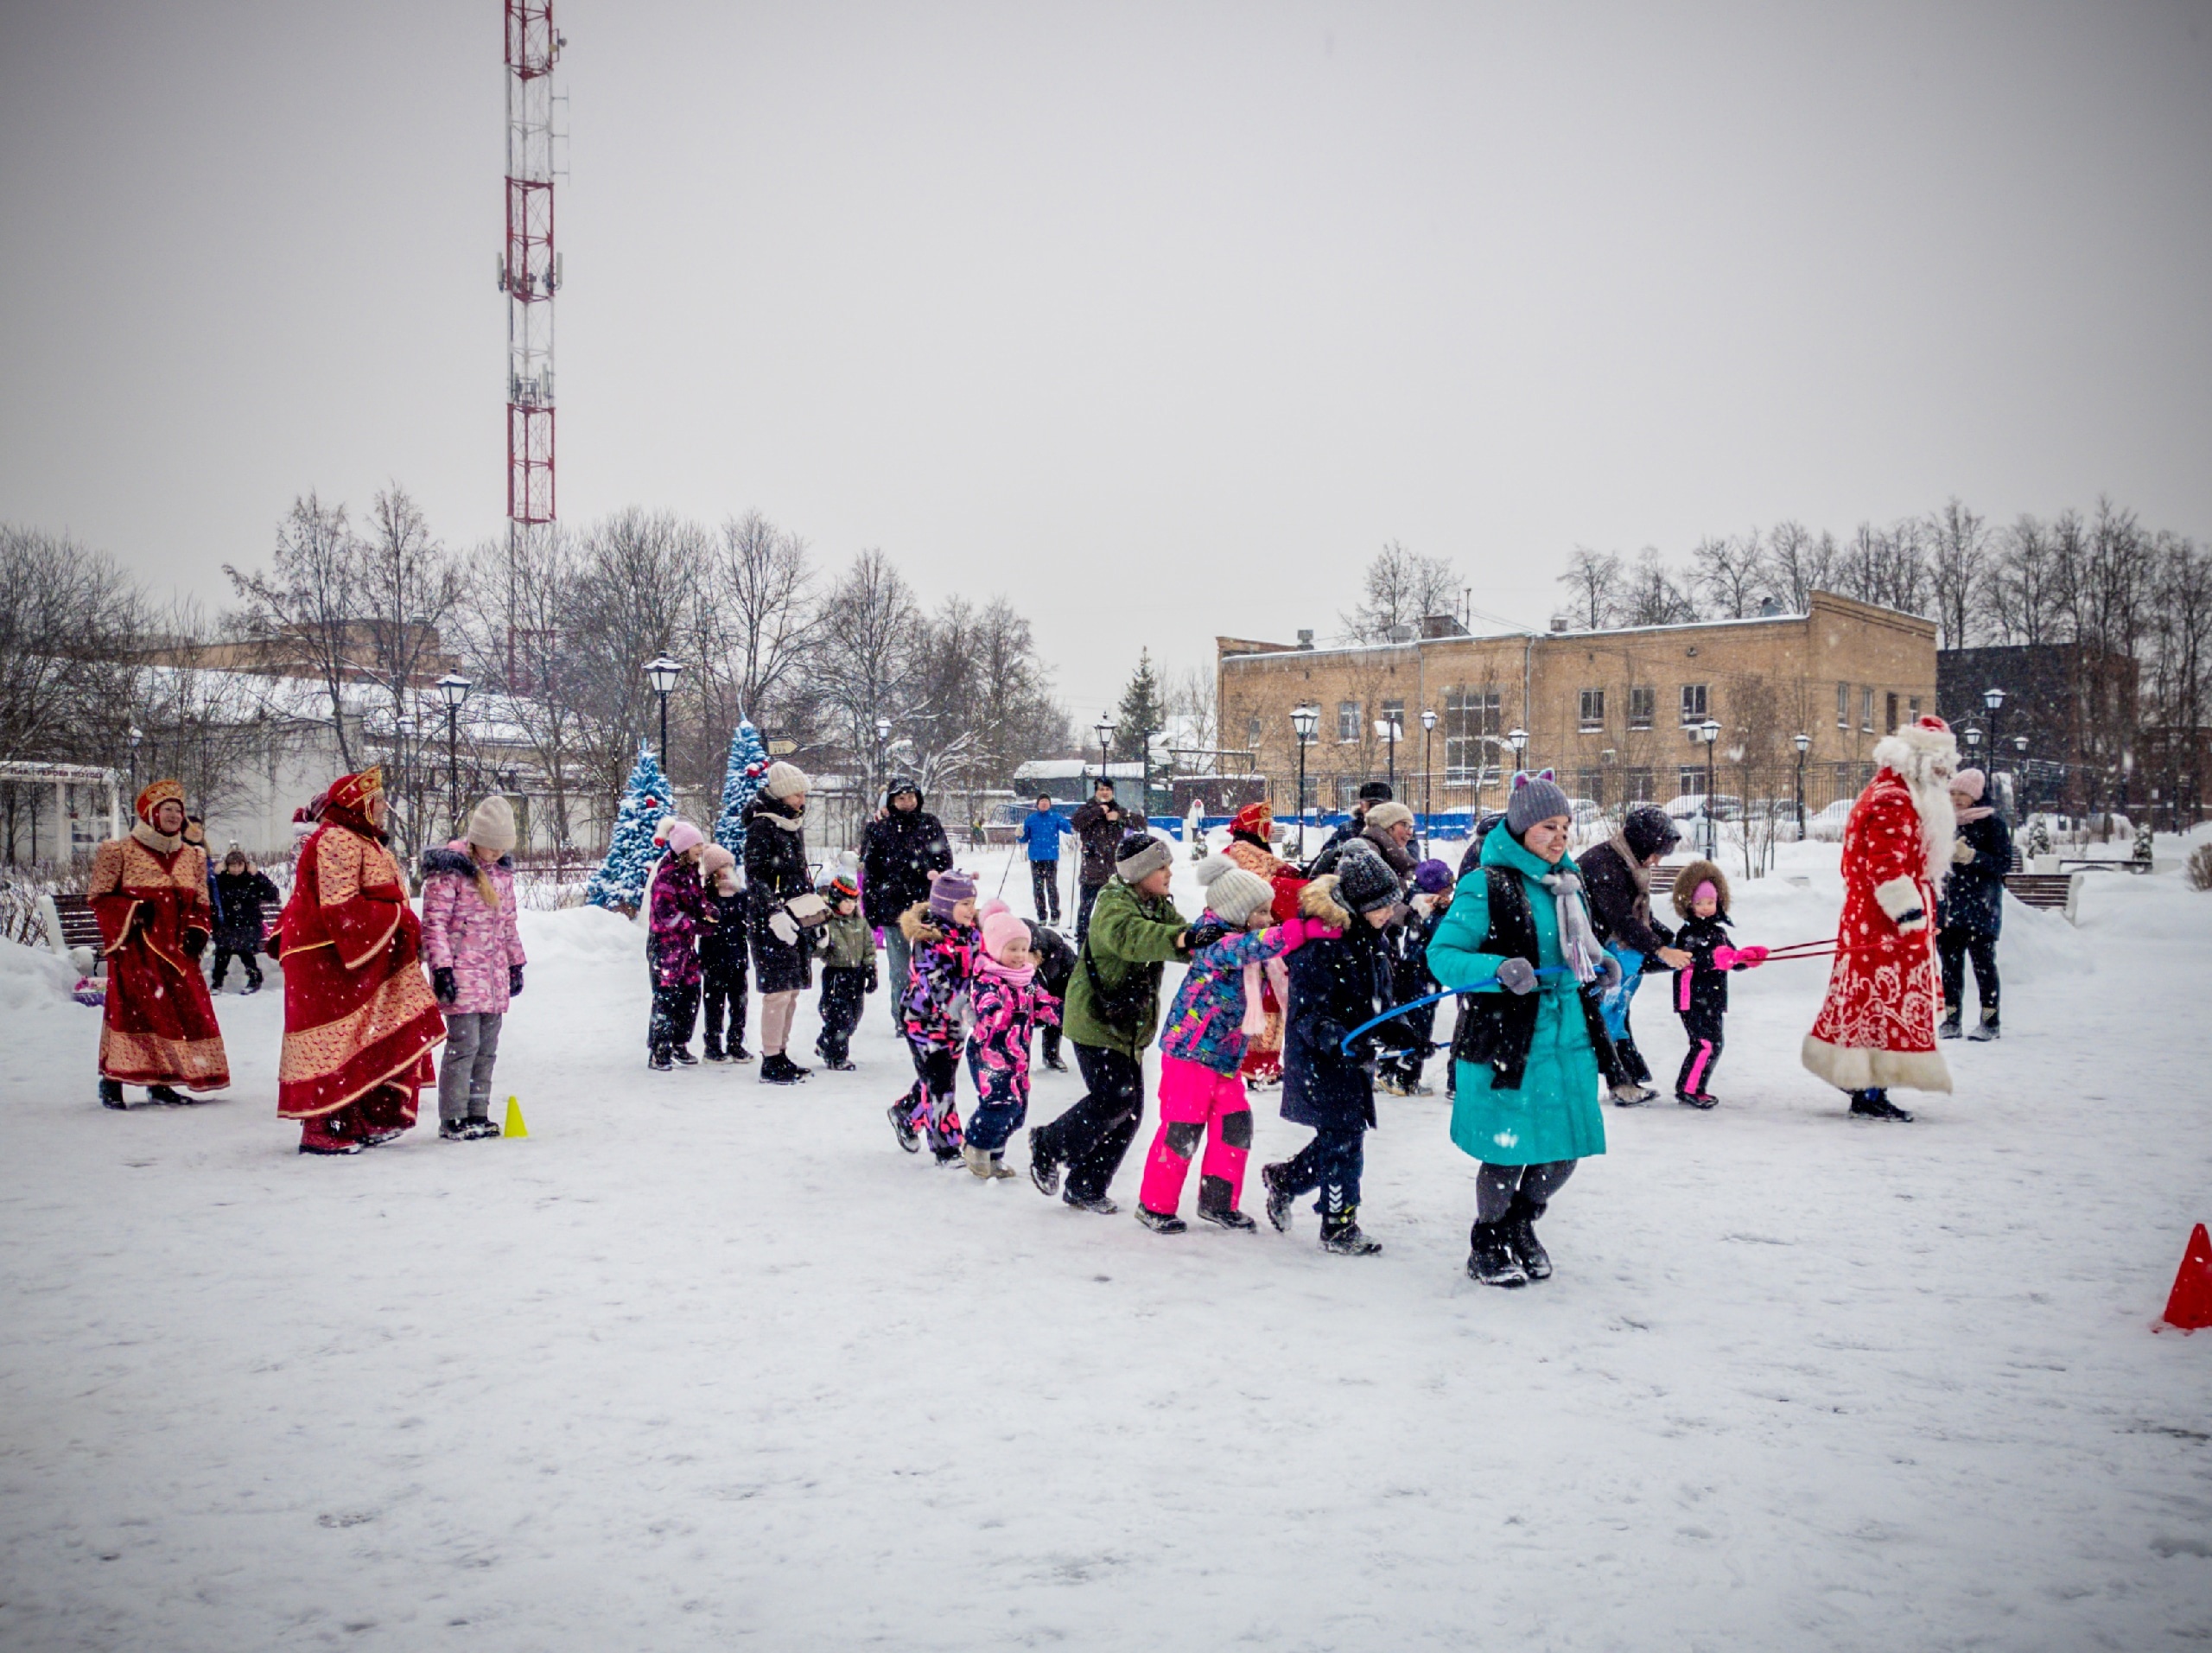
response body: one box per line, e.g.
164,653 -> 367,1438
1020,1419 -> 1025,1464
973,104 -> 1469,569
1912,781 -> 1956,890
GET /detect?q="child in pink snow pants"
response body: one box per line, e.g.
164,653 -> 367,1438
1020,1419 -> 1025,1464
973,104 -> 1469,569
1135,855 -> 1336,1234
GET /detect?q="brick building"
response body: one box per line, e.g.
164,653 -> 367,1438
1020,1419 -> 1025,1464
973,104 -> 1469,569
1217,591 -> 1936,819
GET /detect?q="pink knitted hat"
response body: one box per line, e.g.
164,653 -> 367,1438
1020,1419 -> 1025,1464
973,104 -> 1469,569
980,909 -> 1030,963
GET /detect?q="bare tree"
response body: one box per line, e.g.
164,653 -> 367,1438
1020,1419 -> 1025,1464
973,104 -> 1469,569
1762,522 -> 1835,614
1836,521 -> 1932,617
1554,547 -> 1623,631
1689,531 -> 1765,620
226,492 -> 365,771
1618,548 -> 1699,627
1927,497 -> 1988,649
695,510 -> 821,729
815,548 -> 924,776
1340,542 -> 1458,642
1164,663 -> 1220,756
0,525 -> 144,770
566,508 -> 704,805
1989,513 -> 2063,645
356,485 -> 462,726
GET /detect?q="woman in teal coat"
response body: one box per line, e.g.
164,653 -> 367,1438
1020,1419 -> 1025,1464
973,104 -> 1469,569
1428,771 -> 1623,1289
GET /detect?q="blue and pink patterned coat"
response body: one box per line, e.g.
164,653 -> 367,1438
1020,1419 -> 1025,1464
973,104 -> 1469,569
1158,914 -> 1322,1075
898,901 -> 982,1051
966,961 -> 1060,1113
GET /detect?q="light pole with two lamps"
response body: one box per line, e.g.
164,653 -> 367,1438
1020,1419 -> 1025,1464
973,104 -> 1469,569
645,654 -> 683,769
1290,703 -> 1319,859
436,671 -> 471,837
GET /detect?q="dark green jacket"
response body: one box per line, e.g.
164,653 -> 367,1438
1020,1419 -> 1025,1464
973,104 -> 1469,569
1061,876 -> 1188,1056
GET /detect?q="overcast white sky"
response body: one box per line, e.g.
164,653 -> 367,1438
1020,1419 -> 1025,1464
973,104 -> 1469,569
3,1 -> 2209,720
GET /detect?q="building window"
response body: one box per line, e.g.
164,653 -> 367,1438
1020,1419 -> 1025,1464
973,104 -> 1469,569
1680,683 -> 1708,724
1333,776 -> 1369,810
1579,688 -> 1605,731
1885,692 -> 1900,734
1624,767 -> 1655,803
1246,712 -> 1262,743
1443,684 -> 1501,780
1338,701 -> 1359,743
1861,687 -> 1875,733
1837,682 -> 1850,728
1380,698 -> 1405,741
1576,767 -> 1605,805
1679,766 -> 1707,798
1628,686 -> 1655,730
1907,696 -> 1920,724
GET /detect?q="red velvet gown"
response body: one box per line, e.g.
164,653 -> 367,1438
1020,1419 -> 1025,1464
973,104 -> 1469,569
88,826 -> 231,1090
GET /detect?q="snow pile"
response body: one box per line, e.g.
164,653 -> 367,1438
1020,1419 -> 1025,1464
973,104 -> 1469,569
0,936 -> 81,1015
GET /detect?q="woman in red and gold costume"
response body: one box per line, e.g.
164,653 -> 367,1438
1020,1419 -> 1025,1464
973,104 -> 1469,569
276,766 -> 446,1155
1220,801 -> 1306,1089
90,779 -> 232,1109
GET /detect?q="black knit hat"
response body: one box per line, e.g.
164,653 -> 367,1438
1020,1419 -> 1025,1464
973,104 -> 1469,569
1357,781 -> 1394,804
1333,840 -> 1401,915
1622,804 -> 1679,861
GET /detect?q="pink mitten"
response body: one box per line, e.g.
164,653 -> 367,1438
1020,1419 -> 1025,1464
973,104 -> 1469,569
1712,944 -> 1738,971
1735,944 -> 1768,968
1276,915 -> 1342,950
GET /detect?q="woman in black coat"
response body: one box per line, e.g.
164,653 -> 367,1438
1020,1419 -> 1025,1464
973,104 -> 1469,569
1261,842 -> 1409,1256
743,764 -> 817,1081
209,849 -> 281,992
1938,768 -> 2012,1040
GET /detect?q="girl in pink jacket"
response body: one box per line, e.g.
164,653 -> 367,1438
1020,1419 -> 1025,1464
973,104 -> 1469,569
420,796 -> 528,1140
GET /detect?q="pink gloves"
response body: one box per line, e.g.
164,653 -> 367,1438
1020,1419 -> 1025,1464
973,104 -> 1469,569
1275,916 -> 1343,951
1713,944 -> 1768,970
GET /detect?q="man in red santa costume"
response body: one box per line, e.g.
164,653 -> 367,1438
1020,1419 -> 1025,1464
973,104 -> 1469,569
1802,715 -> 1960,1122
276,765 -> 446,1154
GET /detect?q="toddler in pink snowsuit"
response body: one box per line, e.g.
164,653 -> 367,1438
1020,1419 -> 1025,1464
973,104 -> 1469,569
1136,855 -> 1337,1233
961,907 -> 1060,1179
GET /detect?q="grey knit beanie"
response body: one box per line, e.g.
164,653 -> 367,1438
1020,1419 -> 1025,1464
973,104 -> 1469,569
1195,853 -> 1273,925
1332,839 -> 1402,914
1504,768 -> 1572,836
1114,830 -> 1173,884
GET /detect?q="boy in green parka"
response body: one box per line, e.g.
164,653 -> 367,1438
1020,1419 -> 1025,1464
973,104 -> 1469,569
1428,771 -> 1624,1288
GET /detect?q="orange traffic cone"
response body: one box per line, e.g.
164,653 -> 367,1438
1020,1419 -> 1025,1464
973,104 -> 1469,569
2159,1224 -> 2212,1332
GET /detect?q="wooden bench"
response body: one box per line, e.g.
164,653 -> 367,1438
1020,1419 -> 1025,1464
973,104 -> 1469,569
2004,872 -> 2082,924
41,893 -> 103,953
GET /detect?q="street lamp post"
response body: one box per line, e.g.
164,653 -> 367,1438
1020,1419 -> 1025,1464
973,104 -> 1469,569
127,725 -> 143,791
1291,703 -> 1319,859
1376,711 -> 1402,798
1698,717 -> 1721,856
394,713 -> 417,863
436,672 -> 471,836
1095,715 -> 1116,799
1506,726 -> 1529,775
1420,708 -> 1438,855
644,654 -> 683,769
1793,731 -> 1810,841
2012,732 -> 2031,813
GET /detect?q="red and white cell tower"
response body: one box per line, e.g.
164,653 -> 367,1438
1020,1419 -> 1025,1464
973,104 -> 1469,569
500,2 -> 563,659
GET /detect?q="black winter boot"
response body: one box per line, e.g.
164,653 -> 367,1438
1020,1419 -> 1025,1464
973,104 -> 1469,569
1467,1220 -> 1529,1287
759,1053 -> 802,1085
1260,1161 -> 1294,1233
887,1096 -> 920,1151
1196,1174 -> 1257,1231
1026,1128 -> 1060,1194
1319,1213 -> 1382,1256
1500,1194 -> 1553,1281
147,1085 -> 191,1106
1135,1205 -> 1187,1235
439,1118 -> 471,1141
98,1078 -> 126,1109
1848,1088 -> 1914,1122
702,1037 -> 728,1062
1062,1189 -> 1117,1215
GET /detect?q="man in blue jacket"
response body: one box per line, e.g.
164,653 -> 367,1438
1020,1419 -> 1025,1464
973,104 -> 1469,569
1018,793 -> 1076,922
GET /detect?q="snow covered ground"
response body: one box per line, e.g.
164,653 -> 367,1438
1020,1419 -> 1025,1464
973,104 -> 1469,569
2,841 -> 2208,1650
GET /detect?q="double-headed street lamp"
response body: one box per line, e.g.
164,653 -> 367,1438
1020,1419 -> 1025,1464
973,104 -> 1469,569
1698,717 -> 1721,856
1094,715 -> 1117,799
1793,731 -> 1811,840
1420,707 -> 1438,855
645,654 -> 683,768
1290,703 -> 1319,858
436,671 -> 471,836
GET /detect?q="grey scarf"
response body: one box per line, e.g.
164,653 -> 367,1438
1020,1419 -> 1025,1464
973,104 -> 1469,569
1541,867 -> 1605,985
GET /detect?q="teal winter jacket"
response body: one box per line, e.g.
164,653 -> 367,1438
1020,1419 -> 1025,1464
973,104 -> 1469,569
1427,827 -> 1606,1167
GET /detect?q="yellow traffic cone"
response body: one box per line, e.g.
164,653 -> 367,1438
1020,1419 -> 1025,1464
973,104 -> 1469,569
503,1096 -> 528,1139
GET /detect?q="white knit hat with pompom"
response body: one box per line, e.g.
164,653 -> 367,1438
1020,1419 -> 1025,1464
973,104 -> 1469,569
1195,853 -> 1274,926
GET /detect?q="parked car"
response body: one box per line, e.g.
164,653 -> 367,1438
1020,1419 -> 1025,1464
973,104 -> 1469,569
1568,798 -> 1606,827
1660,793 -> 1743,823
1806,798 -> 1854,842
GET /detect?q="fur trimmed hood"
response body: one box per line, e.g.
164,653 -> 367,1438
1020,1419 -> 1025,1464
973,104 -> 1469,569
422,842 -> 512,881
1298,874 -> 1354,930
1669,857 -> 1731,920
898,900 -> 944,944
1871,717 -> 1960,887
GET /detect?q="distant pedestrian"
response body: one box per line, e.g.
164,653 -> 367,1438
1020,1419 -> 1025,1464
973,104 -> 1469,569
209,849 -> 280,993
1937,767 -> 2010,1042
1018,793 -> 1076,923
1068,779 -> 1130,944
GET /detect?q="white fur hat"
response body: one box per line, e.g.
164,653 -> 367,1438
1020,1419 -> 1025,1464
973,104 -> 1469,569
762,760 -> 809,800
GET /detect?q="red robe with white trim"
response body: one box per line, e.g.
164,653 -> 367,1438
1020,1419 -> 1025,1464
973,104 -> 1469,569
276,816 -> 444,1121
1802,769 -> 1951,1094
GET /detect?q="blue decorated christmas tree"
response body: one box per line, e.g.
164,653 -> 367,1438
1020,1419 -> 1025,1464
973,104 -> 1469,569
714,720 -> 771,859
586,744 -> 676,912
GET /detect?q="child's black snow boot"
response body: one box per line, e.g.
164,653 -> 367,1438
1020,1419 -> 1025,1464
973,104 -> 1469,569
1319,1212 -> 1382,1256
1026,1129 -> 1060,1196
1196,1174 -> 1257,1231
1260,1161 -> 1294,1232
147,1085 -> 190,1105
1467,1220 -> 1529,1287
1135,1205 -> 1187,1235
702,1037 -> 727,1062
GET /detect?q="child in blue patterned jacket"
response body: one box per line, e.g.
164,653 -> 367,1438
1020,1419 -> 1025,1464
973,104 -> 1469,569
1134,855 -> 1338,1233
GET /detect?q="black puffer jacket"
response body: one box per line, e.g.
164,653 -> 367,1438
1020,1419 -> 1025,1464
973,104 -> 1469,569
1578,839 -> 1676,957
1281,876 -> 1408,1133
1940,811 -> 2012,939
860,781 -> 953,926
744,794 -> 814,993
210,868 -> 280,950
1070,798 -> 1133,885
1025,919 -> 1077,1003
